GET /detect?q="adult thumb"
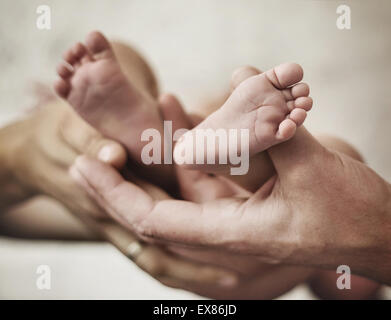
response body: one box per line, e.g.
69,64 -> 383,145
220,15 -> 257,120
88,137 -> 127,169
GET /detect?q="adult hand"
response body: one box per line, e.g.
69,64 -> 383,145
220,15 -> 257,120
156,94 -> 314,299
3,99 -> 126,217
71,123 -> 391,285
69,65 -> 391,287
0,97 -> 237,290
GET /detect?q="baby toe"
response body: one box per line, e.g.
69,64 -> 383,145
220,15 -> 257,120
282,88 -> 294,101
56,62 -> 72,79
289,108 -> 307,126
276,119 -> 297,141
63,48 -> 77,65
291,83 -> 310,98
267,63 -> 304,89
72,42 -> 87,59
286,100 -> 295,111
63,42 -> 86,67
54,78 -> 70,98
295,96 -> 313,111
85,31 -> 113,58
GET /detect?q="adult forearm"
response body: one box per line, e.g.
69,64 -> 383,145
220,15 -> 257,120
0,121 -> 37,211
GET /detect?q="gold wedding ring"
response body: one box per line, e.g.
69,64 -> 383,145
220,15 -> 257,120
125,241 -> 144,261
77,216 -> 144,263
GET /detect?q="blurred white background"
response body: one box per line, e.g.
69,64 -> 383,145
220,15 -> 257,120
0,0 -> 390,299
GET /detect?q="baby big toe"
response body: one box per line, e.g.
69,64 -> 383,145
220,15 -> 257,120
267,63 -> 304,89
85,31 -> 114,58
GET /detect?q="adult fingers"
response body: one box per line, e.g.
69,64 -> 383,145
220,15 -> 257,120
135,245 -> 238,289
158,93 -> 192,132
71,155 -> 290,261
60,107 -> 127,169
89,219 -> 238,289
176,167 -> 240,203
70,155 -> 154,232
158,93 -> 236,202
71,156 -> 252,250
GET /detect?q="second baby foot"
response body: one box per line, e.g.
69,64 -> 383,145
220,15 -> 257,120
54,31 -> 164,162
174,63 -> 313,170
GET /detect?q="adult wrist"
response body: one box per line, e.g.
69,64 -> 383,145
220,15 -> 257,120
358,179 -> 391,284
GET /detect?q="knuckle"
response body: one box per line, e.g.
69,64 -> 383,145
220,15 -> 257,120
134,219 -> 154,240
132,201 -> 158,240
146,259 -> 167,278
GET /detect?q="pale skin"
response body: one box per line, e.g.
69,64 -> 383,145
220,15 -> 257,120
53,31 -> 314,299
55,32 -> 312,192
0,100 -> 247,291
60,31 -> 381,298
0,33 -> 322,299
55,32 -> 175,192
72,125 -> 391,286
0,41 -> 241,293
174,63 -> 312,168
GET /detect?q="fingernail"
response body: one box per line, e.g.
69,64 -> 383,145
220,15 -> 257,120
218,275 -> 237,288
98,145 -> 114,162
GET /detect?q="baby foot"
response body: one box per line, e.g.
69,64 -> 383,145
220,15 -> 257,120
174,63 -> 312,169
54,31 -> 163,161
